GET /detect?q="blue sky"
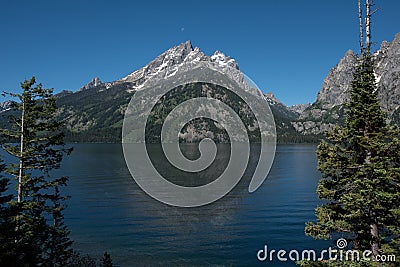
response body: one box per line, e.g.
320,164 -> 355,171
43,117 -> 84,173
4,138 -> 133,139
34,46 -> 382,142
1,0 -> 399,106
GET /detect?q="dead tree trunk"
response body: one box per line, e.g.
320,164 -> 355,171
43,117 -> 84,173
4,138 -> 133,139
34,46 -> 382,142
365,0 -> 372,52
358,0 -> 364,54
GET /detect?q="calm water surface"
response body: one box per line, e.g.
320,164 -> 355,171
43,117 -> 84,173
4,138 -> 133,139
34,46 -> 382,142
60,144 -> 332,266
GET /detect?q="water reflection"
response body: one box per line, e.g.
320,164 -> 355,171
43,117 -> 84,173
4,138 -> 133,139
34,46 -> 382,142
59,144 -> 330,266
147,143 -> 231,187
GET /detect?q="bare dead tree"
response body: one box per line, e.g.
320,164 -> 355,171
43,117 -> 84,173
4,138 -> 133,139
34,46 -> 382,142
358,0 -> 364,54
358,0 -> 376,54
365,0 -> 372,52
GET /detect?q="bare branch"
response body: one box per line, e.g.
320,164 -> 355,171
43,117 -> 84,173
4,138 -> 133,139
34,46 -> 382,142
371,8 -> 380,16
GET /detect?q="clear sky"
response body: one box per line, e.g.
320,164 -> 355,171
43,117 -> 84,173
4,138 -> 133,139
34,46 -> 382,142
1,0 -> 399,106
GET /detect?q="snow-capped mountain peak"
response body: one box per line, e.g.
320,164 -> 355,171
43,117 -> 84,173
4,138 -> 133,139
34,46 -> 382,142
119,40 -> 242,91
211,51 -> 238,69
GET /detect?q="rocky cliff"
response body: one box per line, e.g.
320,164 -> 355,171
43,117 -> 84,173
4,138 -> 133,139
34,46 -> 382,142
293,33 -> 400,135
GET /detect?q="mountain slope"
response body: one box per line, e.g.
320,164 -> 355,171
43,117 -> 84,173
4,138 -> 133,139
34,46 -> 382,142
12,36 -> 399,143
293,33 -> 400,135
56,82 -> 133,142
53,40 -> 304,143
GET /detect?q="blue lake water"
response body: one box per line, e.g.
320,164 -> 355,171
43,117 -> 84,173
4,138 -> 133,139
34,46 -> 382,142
59,144 -> 332,266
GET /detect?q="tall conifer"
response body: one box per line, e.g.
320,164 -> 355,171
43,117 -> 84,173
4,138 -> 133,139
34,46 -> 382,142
305,1 -> 400,264
0,77 -> 73,265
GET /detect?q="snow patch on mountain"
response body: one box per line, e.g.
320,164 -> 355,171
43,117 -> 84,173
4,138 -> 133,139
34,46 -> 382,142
119,40 -> 243,92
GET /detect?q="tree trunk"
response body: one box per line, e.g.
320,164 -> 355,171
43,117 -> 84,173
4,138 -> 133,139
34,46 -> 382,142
358,0 -> 364,54
17,99 -> 25,203
371,221 -> 380,259
365,0 -> 371,52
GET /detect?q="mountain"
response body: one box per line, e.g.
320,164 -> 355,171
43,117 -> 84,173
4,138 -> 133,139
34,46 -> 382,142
293,33 -> 400,134
262,93 -> 315,142
0,100 -> 15,113
374,33 -> 400,118
49,40 -> 304,143
78,77 -> 102,91
119,40 -> 240,91
289,103 -> 311,115
5,34 -> 399,143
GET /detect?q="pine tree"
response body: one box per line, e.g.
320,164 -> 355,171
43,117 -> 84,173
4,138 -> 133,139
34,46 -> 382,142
0,160 -> 18,265
101,252 -> 114,267
1,76 -> 73,265
303,2 -> 400,264
305,52 -> 400,261
68,252 -> 97,267
46,186 -> 74,266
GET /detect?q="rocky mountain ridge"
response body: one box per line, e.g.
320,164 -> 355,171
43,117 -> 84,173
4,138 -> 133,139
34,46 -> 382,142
79,77 -> 102,91
49,40 -> 301,142
0,100 -> 15,113
293,32 -> 400,135
118,40 -> 240,90
2,34 -> 399,142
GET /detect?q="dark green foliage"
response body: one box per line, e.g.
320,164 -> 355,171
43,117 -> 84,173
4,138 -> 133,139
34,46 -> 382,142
0,77 -> 73,266
0,162 -> 19,266
0,77 -> 118,265
68,252 -> 98,267
56,82 -> 133,143
67,252 -> 114,267
101,252 -> 114,267
144,82 -> 261,143
270,101 -> 322,143
47,186 -> 74,266
304,53 -> 400,265
299,101 -> 347,128
0,78 -> 322,143
59,79 -> 319,143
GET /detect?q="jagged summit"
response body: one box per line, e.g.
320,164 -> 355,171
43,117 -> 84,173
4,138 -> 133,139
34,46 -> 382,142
73,40 -> 247,98
119,40 -> 240,91
315,49 -> 358,109
79,77 -> 102,91
120,40 -> 204,89
344,49 -> 356,58
181,40 -> 194,52
294,32 -> 400,135
11,34 -> 400,143
211,51 -> 239,70
264,92 -> 282,105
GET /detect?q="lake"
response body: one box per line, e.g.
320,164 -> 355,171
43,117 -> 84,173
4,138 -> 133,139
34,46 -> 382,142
59,144 -> 332,266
